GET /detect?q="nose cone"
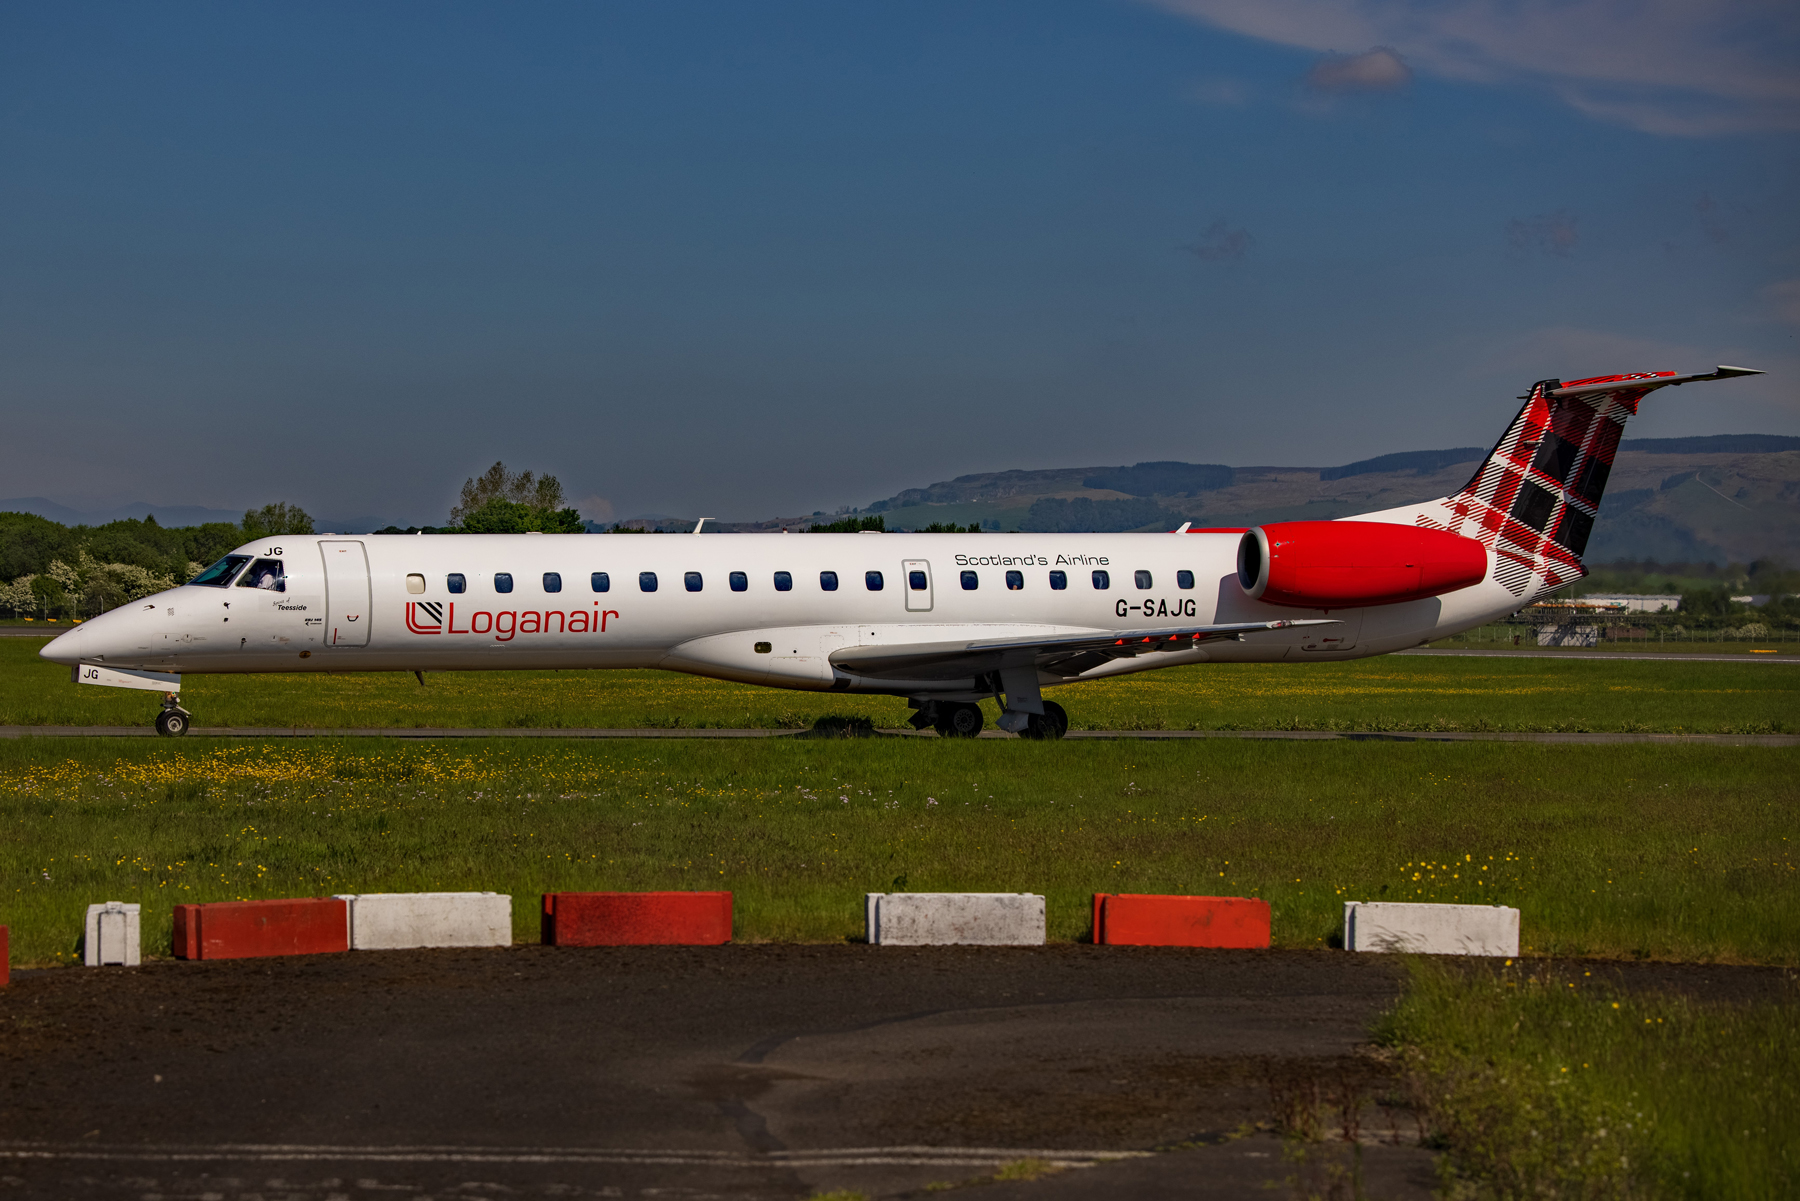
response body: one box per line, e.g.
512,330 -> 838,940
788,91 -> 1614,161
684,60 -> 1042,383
40,600 -> 148,666
40,623 -> 89,666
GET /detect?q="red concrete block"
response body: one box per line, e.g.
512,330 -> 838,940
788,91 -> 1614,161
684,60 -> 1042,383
1093,894 -> 1271,948
542,892 -> 732,946
170,898 -> 349,960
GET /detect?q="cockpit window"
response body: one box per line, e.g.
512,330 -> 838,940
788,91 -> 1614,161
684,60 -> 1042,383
189,555 -> 252,587
235,558 -> 286,592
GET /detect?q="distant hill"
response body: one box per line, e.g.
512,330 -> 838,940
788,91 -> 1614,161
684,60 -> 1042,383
0,497 -> 247,528
1320,449 -> 1487,482
1617,434 -> 1800,455
801,435 -> 1800,563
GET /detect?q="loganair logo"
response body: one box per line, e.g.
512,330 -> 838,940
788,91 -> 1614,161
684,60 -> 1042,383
404,601 -> 619,642
405,601 -> 444,634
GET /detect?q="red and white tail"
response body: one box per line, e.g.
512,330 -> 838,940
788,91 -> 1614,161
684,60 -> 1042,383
1415,366 -> 1762,602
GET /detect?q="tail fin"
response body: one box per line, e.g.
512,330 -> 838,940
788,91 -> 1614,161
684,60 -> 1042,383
1420,366 -> 1762,601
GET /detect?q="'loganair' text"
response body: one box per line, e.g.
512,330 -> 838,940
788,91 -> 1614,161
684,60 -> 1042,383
406,601 -> 619,641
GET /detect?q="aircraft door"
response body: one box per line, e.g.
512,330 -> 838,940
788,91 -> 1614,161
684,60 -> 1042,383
902,559 -> 933,612
319,540 -> 372,648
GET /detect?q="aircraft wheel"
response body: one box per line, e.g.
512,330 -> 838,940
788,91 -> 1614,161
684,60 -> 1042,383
1023,701 -> 1068,741
935,703 -> 985,739
154,710 -> 189,737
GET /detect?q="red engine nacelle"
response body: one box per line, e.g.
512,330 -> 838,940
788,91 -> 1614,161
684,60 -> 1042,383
1237,521 -> 1488,609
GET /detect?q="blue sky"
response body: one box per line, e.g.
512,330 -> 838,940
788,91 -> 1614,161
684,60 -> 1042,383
2,1 -> 1795,527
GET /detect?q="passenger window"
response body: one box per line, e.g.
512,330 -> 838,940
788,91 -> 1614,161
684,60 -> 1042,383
754,641 -> 772,654
1092,570 -> 1110,590
820,570 -> 839,591
1177,570 -> 1195,590
188,554 -> 252,588
447,573 -> 467,594
866,570 -> 883,591
235,558 -> 286,592
404,572 -> 425,595
961,570 -> 978,590
774,571 -> 793,592
909,570 -> 927,591
1049,570 -> 1067,590
640,571 -> 658,592
543,572 -> 562,593
685,571 -> 703,592
1134,570 -> 1152,589
495,573 -> 514,594
591,571 -> 609,593
1005,570 -> 1023,591
730,571 -> 748,592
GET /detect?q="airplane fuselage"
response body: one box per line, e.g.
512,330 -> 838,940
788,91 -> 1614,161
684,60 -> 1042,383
47,524 -> 1515,691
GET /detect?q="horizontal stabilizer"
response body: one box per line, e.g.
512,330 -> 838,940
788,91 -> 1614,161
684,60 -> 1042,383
1544,365 -> 1762,399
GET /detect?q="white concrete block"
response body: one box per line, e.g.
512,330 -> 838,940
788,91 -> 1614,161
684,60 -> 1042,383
84,902 -> 140,966
334,892 -> 512,950
1344,901 -> 1519,957
865,893 -> 1046,946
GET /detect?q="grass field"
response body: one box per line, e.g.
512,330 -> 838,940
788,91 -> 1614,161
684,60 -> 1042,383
1383,960 -> 1799,1199
1,736 -> 1793,967
2,637 -> 1795,733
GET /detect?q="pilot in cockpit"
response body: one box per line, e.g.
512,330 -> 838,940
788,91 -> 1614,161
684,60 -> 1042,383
237,559 -> 286,592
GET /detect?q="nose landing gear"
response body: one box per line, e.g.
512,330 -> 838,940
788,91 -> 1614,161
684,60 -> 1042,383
154,693 -> 191,737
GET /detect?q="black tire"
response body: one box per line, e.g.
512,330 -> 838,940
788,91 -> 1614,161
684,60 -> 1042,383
1023,700 -> 1069,741
154,710 -> 188,737
935,703 -> 985,738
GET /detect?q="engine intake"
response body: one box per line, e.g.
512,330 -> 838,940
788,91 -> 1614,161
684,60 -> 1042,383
1238,521 -> 1488,609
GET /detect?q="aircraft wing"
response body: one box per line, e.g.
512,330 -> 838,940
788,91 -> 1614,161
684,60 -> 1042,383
829,618 -> 1339,683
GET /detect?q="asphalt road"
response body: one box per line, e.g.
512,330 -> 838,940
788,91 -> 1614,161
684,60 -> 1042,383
3,948 -> 1788,1200
0,946 -> 1436,1199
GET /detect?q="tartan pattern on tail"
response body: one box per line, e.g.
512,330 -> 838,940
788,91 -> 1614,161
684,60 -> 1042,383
1414,372 -> 1674,601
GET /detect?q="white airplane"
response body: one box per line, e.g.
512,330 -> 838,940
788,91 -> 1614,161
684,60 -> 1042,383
44,366 -> 1761,738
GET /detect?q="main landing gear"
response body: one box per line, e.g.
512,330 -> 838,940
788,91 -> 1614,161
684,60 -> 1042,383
908,699 -> 1068,740
1021,700 -> 1069,741
936,702 -> 985,739
154,693 -> 191,737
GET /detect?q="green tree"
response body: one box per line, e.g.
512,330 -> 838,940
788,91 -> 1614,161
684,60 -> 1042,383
450,462 -> 584,533
458,498 -> 585,534
1679,585 -> 1741,626
451,463 -> 569,524
242,502 -> 315,541
808,515 -> 886,533
0,512 -> 77,579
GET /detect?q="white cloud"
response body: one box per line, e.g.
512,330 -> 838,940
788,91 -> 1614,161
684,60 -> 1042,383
574,494 -> 614,522
1307,47 -> 1410,92
1142,0 -> 1800,135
